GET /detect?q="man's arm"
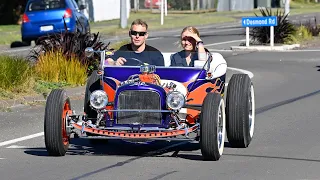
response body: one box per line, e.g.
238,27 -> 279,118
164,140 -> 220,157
105,48 -> 127,66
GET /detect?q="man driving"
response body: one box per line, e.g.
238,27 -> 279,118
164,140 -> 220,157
106,19 -> 165,66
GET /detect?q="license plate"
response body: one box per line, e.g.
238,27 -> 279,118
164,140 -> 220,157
40,25 -> 53,31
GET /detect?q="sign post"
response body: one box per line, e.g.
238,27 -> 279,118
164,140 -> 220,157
241,16 -> 278,47
161,0 -> 164,25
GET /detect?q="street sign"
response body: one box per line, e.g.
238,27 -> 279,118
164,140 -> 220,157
241,16 -> 278,47
242,16 -> 278,27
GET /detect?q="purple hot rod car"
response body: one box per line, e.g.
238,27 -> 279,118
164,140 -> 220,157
43,47 -> 255,161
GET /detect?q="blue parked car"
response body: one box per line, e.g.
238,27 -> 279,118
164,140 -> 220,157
21,0 -> 90,45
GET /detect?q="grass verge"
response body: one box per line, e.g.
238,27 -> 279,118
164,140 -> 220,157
0,49 -> 88,100
35,49 -> 88,86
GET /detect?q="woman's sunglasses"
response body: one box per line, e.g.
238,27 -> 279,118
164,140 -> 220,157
130,30 -> 147,36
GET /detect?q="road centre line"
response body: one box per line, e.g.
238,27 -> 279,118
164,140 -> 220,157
172,28 -> 243,37
147,23 -> 241,35
204,39 -> 245,47
0,66 -> 253,147
208,49 -> 233,52
147,37 -> 163,40
200,28 -> 243,34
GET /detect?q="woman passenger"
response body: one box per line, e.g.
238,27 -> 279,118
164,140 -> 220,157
170,26 -> 206,67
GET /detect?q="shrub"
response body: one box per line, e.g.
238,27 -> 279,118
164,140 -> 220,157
35,49 -> 88,86
302,17 -> 320,36
27,19 -> 112,75
284,25 -> 312,44
0,55 -> 34,92
296,25 -> 313,40
250,8 -> 296,44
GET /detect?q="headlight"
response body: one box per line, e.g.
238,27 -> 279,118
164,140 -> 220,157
166,91 -> 185,110
90,90 -> 108,110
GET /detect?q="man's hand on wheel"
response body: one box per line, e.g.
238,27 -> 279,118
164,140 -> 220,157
115,57 -> 127,66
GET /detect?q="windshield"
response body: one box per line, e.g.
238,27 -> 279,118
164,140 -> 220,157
27,0 -> 66,11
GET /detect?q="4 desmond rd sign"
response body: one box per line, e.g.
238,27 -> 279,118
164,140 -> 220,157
241,16 -> 278,47
242,16 -> 277,27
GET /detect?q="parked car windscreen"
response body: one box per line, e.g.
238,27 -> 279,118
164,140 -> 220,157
26,0 -> 66,11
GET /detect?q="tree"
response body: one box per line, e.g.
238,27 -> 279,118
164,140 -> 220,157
0,0 -> 27,25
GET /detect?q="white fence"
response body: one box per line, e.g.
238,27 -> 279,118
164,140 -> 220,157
80,0 -> 131,22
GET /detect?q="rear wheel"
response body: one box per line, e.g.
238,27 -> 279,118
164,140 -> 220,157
226,74 -> 255,148
44,89 -> 72,156
22,38 -> 31,46
200,93 -> 226,161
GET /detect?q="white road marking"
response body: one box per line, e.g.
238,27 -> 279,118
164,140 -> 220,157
228,67 -> 254,78
147,23 -> 241,35
6,145 -> 28,149
0,132 -> 44,147
0,47 -> 32,54
284,49 -> 320,52
0,158 -> 5,160
208,49 -> 233,52
173,28 -> 243,37
147,37 -> 163,41
200,28 -> 243,34
205,39 -> 245,47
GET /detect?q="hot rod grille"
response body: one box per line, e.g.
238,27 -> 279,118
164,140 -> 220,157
117,90 -> 162,124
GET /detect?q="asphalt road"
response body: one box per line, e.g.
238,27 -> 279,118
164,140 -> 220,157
1,13 -> 320,180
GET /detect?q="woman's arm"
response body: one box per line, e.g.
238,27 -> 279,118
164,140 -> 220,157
196,41 -> 206,61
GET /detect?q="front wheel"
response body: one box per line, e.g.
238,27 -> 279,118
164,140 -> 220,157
44,89 -> 72,156
200,93 -> 226,161
226,74 -> 255,148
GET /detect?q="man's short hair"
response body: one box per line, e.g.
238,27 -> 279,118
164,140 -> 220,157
131,19 -> 148,30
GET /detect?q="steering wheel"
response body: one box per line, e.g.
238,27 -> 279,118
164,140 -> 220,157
124,57 -> 145,66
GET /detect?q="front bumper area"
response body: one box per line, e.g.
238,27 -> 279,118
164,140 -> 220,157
71,122 -> 199,140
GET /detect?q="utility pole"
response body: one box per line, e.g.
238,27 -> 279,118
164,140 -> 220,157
120,0 -> 127,29
197,0 -> 200,10
161,0 -> 164,25
134,0 -> 138,12
191,0 -> 194,11
208,0 -> 211,9
285,0 -> 290,16
165,0 -> 167,16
